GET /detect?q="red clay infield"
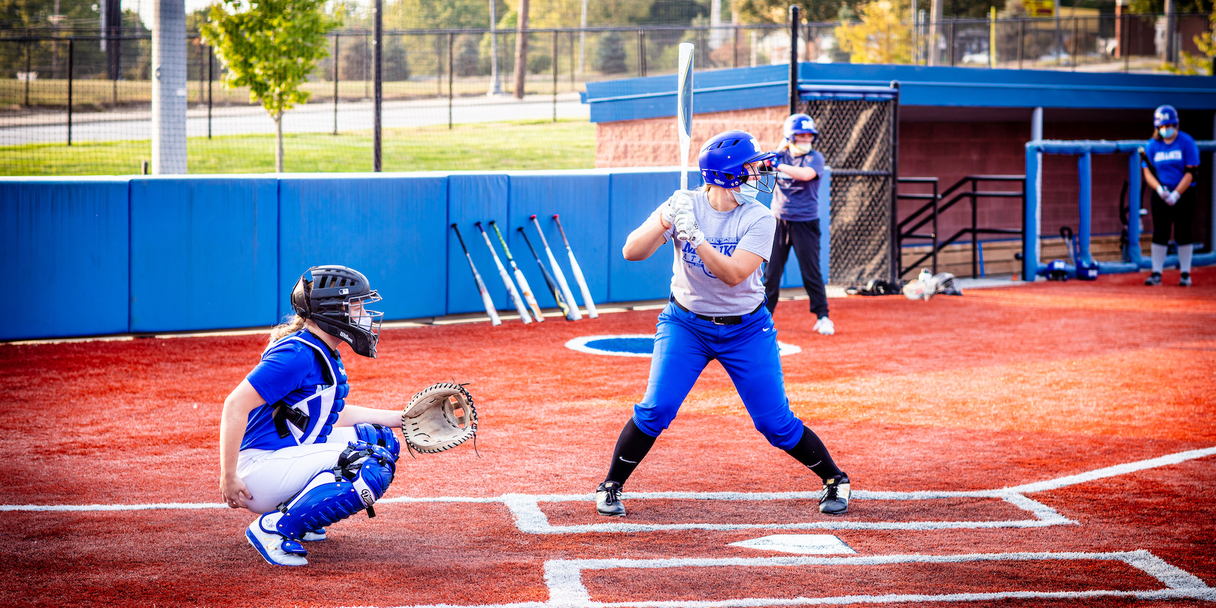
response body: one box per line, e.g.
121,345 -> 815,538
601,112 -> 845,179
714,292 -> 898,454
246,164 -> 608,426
1,268 -> 1214,607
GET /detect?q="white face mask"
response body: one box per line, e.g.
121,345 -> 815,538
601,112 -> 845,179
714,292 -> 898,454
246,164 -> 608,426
732,183 -> 760,206
788,141 -> 811,156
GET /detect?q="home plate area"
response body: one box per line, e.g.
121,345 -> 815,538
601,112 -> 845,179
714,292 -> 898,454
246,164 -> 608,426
374,447 -> 1216,607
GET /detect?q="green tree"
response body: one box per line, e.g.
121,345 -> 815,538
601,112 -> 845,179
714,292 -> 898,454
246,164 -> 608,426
200,0 -> 340,172
597,30 -> 628,73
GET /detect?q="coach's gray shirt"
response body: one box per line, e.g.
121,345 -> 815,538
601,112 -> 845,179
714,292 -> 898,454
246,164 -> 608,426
652,190 -> 776,316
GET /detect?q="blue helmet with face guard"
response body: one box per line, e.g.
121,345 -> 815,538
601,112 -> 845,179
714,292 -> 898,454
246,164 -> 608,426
698,130 -> 779,192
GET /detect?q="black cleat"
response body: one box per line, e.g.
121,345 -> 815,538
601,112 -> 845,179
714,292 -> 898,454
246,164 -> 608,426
1145,272 -> 1162,286
596,481 -> 626,517
1180,272 -> 1192,287
819,473 -> 851,515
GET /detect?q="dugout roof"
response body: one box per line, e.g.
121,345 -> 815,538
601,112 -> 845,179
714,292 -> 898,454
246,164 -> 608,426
581,64 -> 1216,124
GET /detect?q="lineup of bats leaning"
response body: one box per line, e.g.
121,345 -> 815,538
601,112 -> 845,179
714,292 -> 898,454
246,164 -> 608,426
450,43 -> 696,327
451,215 -> 598,326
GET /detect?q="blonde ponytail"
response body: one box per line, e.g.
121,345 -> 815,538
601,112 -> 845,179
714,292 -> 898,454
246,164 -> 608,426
268,315 -> 307,347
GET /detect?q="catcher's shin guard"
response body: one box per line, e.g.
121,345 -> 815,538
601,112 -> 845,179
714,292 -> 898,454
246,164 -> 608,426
274,441 -> 397,541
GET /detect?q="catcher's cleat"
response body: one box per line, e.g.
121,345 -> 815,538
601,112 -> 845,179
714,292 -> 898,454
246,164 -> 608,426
596,481 -> 626,517
819,473 -> 851,516
1180,272 -> 1192,287
246,512 -> 308,566
1145,272 -> 1162,286
302,527 -> 327,542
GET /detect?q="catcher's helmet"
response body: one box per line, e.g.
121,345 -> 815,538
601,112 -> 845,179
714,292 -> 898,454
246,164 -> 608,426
291,265 -> 383,358
698,130 -> 779,192
783,113 -> 818,141
1153,105 -> 1178,127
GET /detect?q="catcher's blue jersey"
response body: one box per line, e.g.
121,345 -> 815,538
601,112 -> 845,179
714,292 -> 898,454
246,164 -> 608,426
242,330 -> 349,451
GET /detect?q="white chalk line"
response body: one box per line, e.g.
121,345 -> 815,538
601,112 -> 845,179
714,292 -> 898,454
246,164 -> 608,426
541,550 -> 1215,607
3,445 -> 1212,522
345,550 -> 1215,608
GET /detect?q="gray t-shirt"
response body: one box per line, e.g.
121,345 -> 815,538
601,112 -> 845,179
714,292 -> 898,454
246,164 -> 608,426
652,190 -> 776,315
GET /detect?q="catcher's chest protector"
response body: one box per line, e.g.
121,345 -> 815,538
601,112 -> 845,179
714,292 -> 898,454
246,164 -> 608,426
245,331 -> 350,450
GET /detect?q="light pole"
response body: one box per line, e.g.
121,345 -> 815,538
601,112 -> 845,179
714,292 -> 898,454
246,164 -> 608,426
488,0 -> 504,96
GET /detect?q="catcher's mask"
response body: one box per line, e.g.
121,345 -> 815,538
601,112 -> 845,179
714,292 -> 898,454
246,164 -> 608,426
291,265 -> 383,358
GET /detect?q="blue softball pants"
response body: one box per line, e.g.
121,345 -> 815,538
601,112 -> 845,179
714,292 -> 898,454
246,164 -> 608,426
631,300 -> 805,450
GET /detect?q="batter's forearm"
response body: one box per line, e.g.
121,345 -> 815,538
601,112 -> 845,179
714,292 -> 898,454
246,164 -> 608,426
623,216 -> 669,261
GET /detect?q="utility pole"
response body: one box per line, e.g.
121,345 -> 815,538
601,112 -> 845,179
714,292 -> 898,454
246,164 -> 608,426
373,0 -> 382,171
488,0 -> 504,96
578,0 -> 588,73
928,0 -> 943,65
513,0 -> 530,99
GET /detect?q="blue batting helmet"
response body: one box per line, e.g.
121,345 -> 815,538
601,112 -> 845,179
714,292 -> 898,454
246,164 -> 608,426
1046,259 -> 1069,281
698,130 -> 778,190
783,113 -> 819,140
1153,105 -> 1178,127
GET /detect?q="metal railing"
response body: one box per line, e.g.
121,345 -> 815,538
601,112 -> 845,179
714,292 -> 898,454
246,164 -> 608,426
898,175 -> 1025,279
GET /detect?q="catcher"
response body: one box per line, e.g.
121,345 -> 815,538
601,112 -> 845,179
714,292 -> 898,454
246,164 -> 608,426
219,265 -> 476,567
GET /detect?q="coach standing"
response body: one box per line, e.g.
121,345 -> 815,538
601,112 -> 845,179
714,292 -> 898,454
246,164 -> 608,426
1142,104 -> 1201,287
764,113 -> 833,334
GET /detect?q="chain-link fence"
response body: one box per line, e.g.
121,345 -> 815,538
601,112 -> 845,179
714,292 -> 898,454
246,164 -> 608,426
803,96 -> 897,285
0,14 -> 1209,176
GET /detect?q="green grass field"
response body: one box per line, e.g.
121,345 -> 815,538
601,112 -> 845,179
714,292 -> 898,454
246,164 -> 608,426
1,119 -> 595,176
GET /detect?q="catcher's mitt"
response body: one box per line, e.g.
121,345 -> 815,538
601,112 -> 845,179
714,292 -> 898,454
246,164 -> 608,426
400,382 -> 478,456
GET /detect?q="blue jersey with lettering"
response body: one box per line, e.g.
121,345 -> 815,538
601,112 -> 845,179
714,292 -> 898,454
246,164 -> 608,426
241,330 -> 349,451
1144,132 -> 1200,189
771,149 -> 825,222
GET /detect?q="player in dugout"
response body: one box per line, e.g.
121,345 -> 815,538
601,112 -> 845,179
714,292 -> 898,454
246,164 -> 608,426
1142,104 -> 1201,287
592,130 -> 852,520
763,113 -> 834,335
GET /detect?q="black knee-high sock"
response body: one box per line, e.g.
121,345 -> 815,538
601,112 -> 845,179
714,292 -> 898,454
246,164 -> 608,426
604,418 -> 658,486
784,425 -> 842,480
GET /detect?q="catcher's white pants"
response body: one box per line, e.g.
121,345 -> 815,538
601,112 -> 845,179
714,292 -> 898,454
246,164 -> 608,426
237,426 -> 358,513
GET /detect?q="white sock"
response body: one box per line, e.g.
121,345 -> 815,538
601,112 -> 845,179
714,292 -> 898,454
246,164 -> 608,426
1178,244 -> 1193,273
1151,243 -> 1167,274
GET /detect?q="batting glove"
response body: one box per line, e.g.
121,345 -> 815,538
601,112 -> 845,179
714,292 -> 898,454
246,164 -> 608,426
673,208 -> 706,248
1156,185 -> 1170,200
660,190 -> 695,228
1165,190 -> 1180,206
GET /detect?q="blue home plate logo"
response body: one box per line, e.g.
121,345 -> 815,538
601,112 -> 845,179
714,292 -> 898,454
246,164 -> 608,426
565,335 -> 801,357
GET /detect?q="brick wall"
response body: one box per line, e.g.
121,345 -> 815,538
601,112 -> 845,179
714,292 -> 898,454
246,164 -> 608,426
595,106 -> 1212,260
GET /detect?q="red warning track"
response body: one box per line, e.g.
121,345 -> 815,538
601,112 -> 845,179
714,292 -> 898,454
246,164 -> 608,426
1,268 -> 1214,607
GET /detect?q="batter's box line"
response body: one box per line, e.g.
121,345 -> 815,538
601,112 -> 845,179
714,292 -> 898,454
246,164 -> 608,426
498,491 -> 1071,534
542,550 -> 1216,607
486,446 -> 1216,534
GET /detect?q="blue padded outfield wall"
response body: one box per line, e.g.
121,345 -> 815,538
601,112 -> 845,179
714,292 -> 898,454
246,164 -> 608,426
0,170 -> 829,341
